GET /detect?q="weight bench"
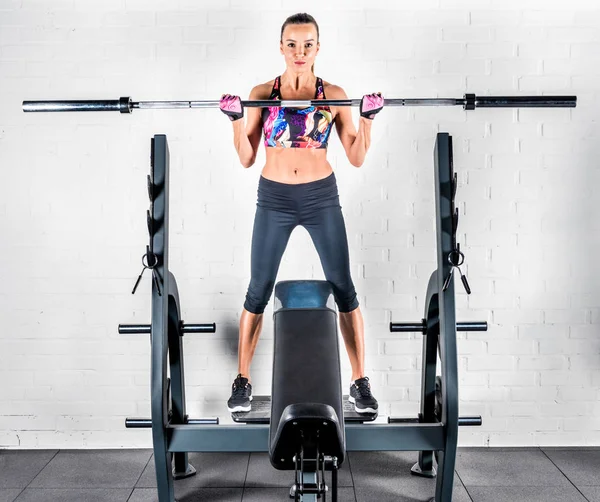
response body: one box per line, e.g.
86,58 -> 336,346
269,280 -> 345,502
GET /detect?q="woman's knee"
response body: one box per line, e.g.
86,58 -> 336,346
329,279 -> 359,313
243,279 -> 276,315
336,294 -> 359,313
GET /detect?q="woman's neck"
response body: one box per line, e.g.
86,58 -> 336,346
280,71 -> 316,92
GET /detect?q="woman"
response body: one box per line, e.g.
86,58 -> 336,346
220,13 -> 384,415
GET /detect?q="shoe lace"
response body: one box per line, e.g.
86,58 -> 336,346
232,374 -> 249,397
355,377 -> 372,398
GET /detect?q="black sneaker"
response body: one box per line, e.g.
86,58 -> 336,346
349,377 -> 378,414
227,374 -> 253,413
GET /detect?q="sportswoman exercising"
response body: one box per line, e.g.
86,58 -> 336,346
220,13 -> 384,415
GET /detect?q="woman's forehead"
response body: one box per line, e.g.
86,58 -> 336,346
282,24 -> 317,40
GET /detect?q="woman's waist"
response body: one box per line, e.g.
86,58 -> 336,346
257,168 -> 339,209
261,153 -> 333,185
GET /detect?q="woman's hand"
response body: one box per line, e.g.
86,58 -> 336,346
219,94 -> 244,121
360,92 -> 384,120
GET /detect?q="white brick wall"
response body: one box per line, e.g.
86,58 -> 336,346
1,0 -> 599,449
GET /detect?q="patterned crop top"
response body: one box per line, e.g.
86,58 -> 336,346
262,76 -> 334,149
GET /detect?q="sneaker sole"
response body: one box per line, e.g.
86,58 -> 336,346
228,396 -> 253,413
348,395 -> 378,414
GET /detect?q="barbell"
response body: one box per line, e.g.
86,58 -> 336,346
22,94 -> 577,113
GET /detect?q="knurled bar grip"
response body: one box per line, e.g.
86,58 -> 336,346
22,94 -> 577,113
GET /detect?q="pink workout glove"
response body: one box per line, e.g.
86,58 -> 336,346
360,92 -> 384,120
219,94 -> 244,121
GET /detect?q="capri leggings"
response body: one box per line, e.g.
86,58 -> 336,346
243,172 -> 359,315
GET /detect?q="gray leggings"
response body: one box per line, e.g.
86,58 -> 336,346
243,173 -> 359,314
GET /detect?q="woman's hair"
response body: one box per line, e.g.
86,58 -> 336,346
280,13 -> 319,73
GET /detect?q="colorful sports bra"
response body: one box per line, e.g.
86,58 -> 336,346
262,76 -> 334,149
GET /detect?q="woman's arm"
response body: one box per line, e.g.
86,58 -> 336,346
231,85 -> 264,168
330,85 -> 373,168
348,117 -> 373,168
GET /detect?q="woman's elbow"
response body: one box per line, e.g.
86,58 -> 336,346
346,148 -> 365,168
238,148 -> 256,168
241,155 -> 256,169
347,155 -> 364,168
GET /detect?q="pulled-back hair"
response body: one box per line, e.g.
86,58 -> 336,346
280,13 -> 320,73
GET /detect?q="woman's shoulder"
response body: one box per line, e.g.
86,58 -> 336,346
249,79 -> 277,99
321,79 -> 347,99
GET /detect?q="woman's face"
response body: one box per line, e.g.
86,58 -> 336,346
280,23 -> 319,73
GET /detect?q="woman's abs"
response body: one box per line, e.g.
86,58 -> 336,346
261,148 -> 333,184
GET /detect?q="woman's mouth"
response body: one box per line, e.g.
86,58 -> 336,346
294,61 -> 306,66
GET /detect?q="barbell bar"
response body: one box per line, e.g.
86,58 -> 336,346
22,94 -> 577,114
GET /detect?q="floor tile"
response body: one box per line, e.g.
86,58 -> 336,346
4,447 -> 599,502
242,487 -> 356,501
542,448 -> 600,486
0,490 -> 21,502
348,451 -> 467,501
354,482 -> 471,502
448,481 -> 473,502
466,486 -> 588,502
136,453 -> 249,488
579,486 -> 600,502
0,451 -> 57,489
245,452 -> 353,488
455,448 -> 571,487
28,449 -> 151,489
128,487 -> 242,502
13,488 -> 132,502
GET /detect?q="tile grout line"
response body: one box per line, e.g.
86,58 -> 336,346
346,452 -> 358,502
454,466 -> 475,502
126,449 -> 154,502
6,449 -> 58,502
539,448 -> 592,502
18,448 -> 61,495
240,452 -> 251,501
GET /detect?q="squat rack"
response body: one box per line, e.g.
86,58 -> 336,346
24,92 -> 576,502
114,133 -> 485,502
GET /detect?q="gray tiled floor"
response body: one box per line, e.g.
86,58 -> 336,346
0,447 -> 598,501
